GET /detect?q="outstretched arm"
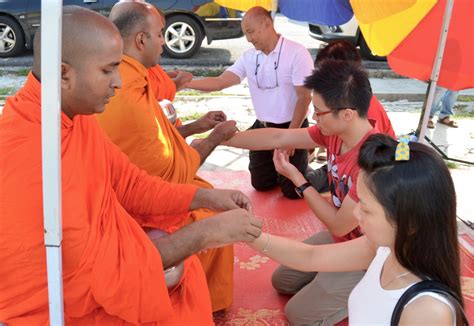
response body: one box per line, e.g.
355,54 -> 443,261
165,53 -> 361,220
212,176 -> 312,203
155,208 -> 262,269
186,71 -> 240,92
168,69 -> 193,91
177,110 -> 227,138
190,120 -> 238,164
250,233 -> 374,272
284,86 -> 312,156
225,127 -> 321,151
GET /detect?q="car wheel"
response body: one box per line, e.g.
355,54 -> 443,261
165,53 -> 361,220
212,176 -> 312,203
164,15 -> 203,59
358,32 -> 386,62
0,16 -> 25,58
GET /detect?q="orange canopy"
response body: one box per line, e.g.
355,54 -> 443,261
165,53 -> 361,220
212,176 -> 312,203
388,0 -> 474,90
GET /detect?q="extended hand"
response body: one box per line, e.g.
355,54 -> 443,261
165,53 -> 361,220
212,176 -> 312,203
194,111 -> 228,133
209,120 -> 238,143
204,209 -> 262,248
203,188 -> 252,212
273,149 -> 301,181
172,70 -> 193,91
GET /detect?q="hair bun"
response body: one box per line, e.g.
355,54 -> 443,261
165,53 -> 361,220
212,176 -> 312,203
358,133 -> 398,172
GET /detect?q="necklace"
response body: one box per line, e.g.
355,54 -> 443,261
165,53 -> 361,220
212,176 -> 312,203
383,270 -> 411,288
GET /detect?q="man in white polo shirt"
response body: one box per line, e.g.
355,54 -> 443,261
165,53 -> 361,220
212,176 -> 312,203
186,6 -> 313,199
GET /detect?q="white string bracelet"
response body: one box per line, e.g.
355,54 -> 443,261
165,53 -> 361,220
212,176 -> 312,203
260,233 -> 270,252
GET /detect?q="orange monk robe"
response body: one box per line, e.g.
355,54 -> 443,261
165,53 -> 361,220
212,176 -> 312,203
0,73 -> 213,325
97,55 -> 234,312
148,64 -> 176,102
147,64 -> 183,127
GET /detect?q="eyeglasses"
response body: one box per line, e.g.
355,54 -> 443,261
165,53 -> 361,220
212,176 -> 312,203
254,38 -> 284,90
313,106 -> 356,117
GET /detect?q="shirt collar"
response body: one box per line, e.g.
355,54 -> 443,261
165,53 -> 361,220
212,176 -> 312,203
255,35 -> 284,56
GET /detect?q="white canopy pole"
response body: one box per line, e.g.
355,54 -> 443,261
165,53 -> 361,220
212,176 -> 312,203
41,0 -> 64,325
416,0 -> 454,142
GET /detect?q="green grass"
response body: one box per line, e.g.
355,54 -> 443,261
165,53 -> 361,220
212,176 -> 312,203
192,131 -> 210,139
457,95 -> 474,102
179,112 -> 202,122
446,161 -> 459,169
188,68 -> 226,77
0,87 -> 16,96
453,104 -> 474,118
14,68 -> 30,76
0,68 -> 29,77
178,90 -> 226,96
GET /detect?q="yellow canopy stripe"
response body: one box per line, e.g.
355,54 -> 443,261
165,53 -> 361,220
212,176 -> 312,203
214,0 -> 274,11
350,0 -> 437,56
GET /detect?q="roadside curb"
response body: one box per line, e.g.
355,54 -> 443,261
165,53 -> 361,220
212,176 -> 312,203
0,63 -> 404,79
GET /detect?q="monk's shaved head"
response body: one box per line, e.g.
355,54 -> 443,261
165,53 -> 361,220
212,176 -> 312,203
109,1 -> 159,40
108,1 -> 164,67
243,6 -> 272,25
112,0 -> 164,21
32,6 -> 123,119
32,6 -> 121,78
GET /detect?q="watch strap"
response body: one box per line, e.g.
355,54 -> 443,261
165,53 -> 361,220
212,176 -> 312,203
295,181 -> 312,198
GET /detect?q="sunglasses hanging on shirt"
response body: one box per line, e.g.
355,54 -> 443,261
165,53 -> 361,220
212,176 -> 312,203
254,38 -> 284,90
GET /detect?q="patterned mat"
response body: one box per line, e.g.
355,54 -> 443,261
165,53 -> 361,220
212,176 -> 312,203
198,170 -> 473,325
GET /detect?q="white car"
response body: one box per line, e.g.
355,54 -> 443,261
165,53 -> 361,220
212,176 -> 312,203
308,16 -> 385,61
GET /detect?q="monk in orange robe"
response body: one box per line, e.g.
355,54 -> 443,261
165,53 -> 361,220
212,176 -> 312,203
97,2 -> 238,312
147,64 -> 190,127
0,7 -> 261,325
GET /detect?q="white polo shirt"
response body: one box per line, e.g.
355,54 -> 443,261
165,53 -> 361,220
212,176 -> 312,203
227,36 -> 314,124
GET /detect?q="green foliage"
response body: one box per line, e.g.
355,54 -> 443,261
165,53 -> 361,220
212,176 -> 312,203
192,131 -> 210,139
445,161 -> 459,169
453,104 -> 474,118
0,87 -> 16,96
179,112 -> 202,122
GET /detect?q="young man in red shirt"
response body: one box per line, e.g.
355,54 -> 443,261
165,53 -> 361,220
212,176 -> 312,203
226,59 -> 379,325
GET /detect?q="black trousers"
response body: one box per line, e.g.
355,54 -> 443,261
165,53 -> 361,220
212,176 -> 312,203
248,119 -> 309,199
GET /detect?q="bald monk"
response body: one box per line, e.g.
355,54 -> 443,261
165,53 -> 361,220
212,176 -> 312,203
0,6 -> 261,325
96,2 -> 237,312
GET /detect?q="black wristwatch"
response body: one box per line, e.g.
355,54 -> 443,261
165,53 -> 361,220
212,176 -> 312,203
295,181 -> 312,198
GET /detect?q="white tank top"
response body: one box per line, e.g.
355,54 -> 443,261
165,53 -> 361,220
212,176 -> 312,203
348,246 -> 454,325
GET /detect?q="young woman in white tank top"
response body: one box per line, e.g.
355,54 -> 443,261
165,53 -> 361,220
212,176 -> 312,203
249,133 -> 463,325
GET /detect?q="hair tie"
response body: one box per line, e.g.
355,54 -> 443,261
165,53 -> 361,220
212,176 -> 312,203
395,135 -> 410,161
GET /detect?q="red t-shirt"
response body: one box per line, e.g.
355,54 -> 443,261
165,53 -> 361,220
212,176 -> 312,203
368,96 -> 395,139
307,123 -> 380,241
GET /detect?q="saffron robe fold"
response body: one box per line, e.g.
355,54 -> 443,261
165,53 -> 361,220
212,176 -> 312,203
0,73 -> 213,325
97,56 -> 234,312
148,64 -> 177,102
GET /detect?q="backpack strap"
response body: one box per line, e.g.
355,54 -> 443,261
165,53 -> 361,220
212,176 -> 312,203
390,280 -> 469,325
